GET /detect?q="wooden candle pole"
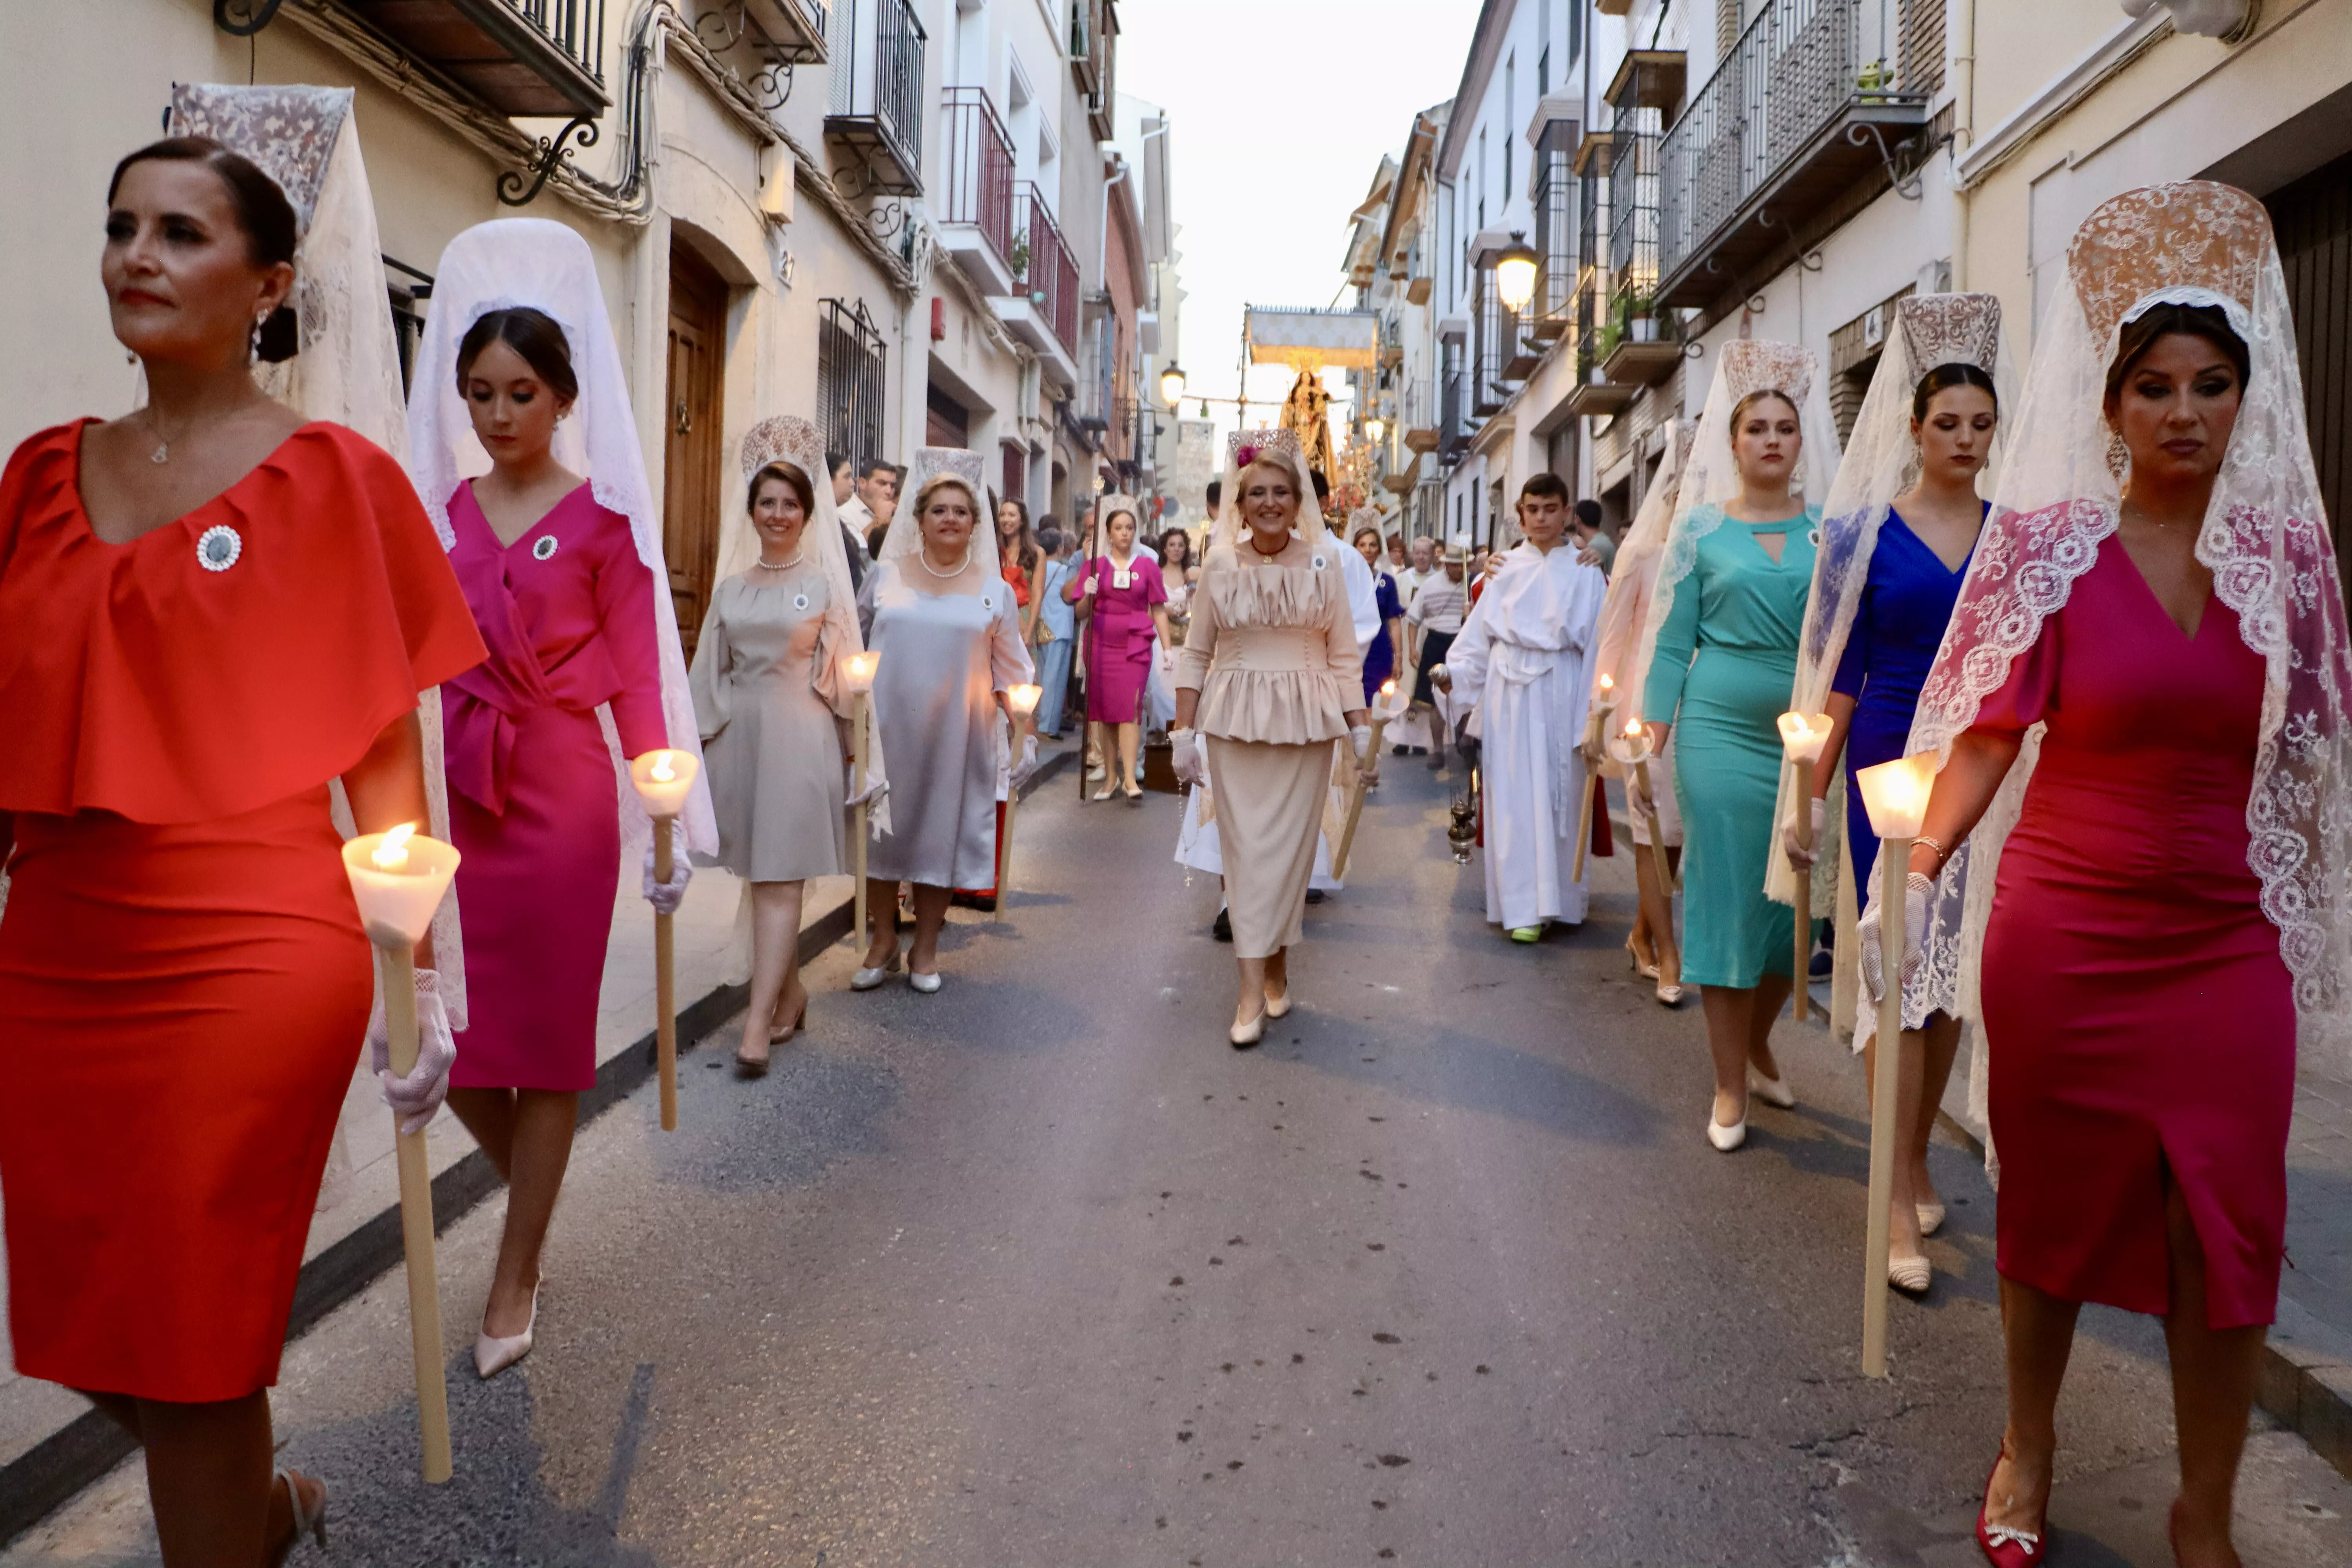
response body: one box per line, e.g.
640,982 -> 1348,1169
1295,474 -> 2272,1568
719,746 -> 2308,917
1572,697 -> 1610,883
381,944 -> 453,1483
653,820 -> 679,1132
1330,702 -> 1394,882
1634,753 -> 1681,987
852,690 -> 871,951
1793,757 -> 1815,1022
1861,835 -> 1911,1379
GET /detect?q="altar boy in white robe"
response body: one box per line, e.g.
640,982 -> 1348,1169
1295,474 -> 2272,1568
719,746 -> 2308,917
1434,474 -> 1608,941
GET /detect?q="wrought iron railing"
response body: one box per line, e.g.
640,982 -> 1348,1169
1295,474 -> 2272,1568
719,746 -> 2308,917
1530,146 -> 1578,338
940,86 -> 1015,263
818,297 -> 887,469
828,0 -> 925,180
1659,0 -> 1927,281
1609,111 -> 1661,330
503,0 -> 606,85
1440,352 -> 1466,458
1013,183 -> 1081,352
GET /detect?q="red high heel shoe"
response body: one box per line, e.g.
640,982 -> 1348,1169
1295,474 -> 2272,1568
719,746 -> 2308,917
1976,1453 -> 2047,1566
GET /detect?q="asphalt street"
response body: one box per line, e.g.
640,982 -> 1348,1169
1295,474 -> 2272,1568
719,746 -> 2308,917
9,757 -> 2352,1567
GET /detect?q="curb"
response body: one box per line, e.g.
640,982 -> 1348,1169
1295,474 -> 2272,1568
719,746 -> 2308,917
0,748 -> 1073,1547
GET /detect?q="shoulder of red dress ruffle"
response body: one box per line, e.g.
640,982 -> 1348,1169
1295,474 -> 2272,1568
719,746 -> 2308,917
2,420 -> 98,524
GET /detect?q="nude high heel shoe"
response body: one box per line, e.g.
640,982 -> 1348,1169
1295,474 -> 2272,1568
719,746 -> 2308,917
267,1468 -> 328,1566
474,1284 -> 539,1379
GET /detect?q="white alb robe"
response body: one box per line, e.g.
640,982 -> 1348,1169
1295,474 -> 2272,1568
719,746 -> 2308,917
1446,543 -> 1608,929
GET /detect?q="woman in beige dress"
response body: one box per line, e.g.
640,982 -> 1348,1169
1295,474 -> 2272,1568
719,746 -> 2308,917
690,417 -> 870,1072
1171,429 -> 1369,1046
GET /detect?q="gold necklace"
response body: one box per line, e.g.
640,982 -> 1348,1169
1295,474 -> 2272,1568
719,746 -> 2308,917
140,399 -> 247,465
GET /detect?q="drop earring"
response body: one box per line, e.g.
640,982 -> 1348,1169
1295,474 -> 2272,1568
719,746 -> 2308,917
249,312 -> 268,362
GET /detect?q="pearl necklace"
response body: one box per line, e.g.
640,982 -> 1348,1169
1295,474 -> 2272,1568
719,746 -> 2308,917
916,546 -> 972,579
753,546 -> 805,571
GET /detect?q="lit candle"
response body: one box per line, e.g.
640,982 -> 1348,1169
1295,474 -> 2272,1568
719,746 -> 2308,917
840,650 -> 880,695
341,823 -> 462,951
629,749 -> 700,820
1007,682 -> 1043,717
1855,753 -> 1936,840
1776,710 -> 1833,764
1379,677 -> 1400,715
1777,711 -> 1833,1022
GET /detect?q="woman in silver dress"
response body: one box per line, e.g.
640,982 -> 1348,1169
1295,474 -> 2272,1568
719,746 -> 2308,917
855,451 -> 1036,992
691,416 -> 871,1071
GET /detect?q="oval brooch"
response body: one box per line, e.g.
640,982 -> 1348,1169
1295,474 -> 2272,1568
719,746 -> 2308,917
195,524 -> 242,572
532,535 -> 559,561
1310,553 -> 1327,571
1808,526 -> 1823,548
981,591 -> 996,612
792,592 -> 810,612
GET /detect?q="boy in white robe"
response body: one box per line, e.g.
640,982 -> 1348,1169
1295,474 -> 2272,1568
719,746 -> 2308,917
1434,475 -> 1608,940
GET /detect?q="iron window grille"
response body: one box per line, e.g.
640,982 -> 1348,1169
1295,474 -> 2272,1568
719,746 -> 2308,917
818,297 -> 887,470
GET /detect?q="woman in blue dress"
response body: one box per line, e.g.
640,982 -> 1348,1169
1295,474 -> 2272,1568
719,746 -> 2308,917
1636,340 -> 1841,1151
1780,295 -> 2007,1290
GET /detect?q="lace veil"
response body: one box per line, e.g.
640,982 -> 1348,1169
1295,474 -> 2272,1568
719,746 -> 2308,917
167,83 -> 474,1024
1765,294 -> 2016,914
1629,340 -> 1842,726
1206,427 -> 1336,560
404,217 -> 716,859
877,446 -> 1001,581
1588,419 -> 1693,714
1904,181 -> 2352,1080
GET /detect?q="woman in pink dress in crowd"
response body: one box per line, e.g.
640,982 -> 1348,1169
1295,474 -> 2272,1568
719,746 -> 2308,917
1868,185 -> 2352,1568
407,220 -> 713,1381
1068,500 -> 1172,802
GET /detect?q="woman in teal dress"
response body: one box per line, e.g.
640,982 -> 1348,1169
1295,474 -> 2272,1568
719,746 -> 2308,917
1635,343 -> 1837,1151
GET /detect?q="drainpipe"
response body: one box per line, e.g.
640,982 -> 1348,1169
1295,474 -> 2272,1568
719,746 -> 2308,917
1949,0 -> 1977,289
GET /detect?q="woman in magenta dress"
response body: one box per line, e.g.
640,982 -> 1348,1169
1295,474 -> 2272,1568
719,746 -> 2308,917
1878,186 -> 2352,1568
408,220 -> 712,1382
1069,501 -> 1173,802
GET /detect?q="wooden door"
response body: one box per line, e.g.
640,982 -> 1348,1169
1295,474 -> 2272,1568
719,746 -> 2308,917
664,243 -> 728,661
2270,151 -> 2352,583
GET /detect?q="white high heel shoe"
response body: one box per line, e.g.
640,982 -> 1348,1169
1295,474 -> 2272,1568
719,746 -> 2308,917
1748,1067 -> 1795,1109
1706,1113 -> 1746,1152
474,1284 -> 539,1379
850,949 -> 904,991
1917,1200 -> 1947,1237
1888,1253 -> 1933,1294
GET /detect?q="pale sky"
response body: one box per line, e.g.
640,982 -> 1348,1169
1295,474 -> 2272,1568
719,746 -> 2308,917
1120,0 -> 1484,448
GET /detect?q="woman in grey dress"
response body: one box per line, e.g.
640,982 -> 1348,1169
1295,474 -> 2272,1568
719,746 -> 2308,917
692,417 -> 873,1071
855,454 -> 1037,992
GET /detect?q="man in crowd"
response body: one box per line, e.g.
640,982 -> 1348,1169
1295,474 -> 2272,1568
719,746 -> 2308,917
1572,498 -> 1617,576
1430,474 -> 1608,942
827,448 -> 870,590
840,459 -> 900,561
1405,545 -> 1469,768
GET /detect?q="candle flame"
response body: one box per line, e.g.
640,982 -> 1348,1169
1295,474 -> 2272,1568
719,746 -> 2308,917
1599,673 -> 1613,691
651,751 -> 676,783
1623,718 -> 1642,737
1007,682 -> 1043,715
371,822 -> 416,871
1379,679 -> 1397,698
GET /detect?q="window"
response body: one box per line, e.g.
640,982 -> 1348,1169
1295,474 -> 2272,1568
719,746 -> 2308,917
818,298 -> 887,468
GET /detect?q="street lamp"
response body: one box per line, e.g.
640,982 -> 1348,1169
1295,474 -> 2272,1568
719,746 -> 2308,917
1496,231 -> 1539,316
1364,416 -> 1386,444
1159,362 -> 1186,406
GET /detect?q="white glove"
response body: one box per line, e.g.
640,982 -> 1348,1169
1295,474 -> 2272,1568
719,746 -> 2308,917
846,771 -> 889,809
368,967 -> 456,1136
1170,728 -> 1207,787
1427,662 -> 1452,693
1624,761 -> 1655,820
1158,644 -> 1176,675
1858,870 -> 1935,1004
1783,797 -> 1828,871
641,820 -> 691,915
1008,733 -> 1041,790
1350,725 -> 1374,760
1082,573 -> 1099,596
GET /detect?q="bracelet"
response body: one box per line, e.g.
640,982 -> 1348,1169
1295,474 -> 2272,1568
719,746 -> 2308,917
1909,835 -> 1949,871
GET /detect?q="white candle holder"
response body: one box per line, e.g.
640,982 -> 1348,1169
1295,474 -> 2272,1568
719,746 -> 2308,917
1776,711 -> 1833,764
341,825 -> 461,951
840,650 -> 880,696
629,749 -> 700,820
1007,682 -> 1042,718
1855,754 -> 1936,840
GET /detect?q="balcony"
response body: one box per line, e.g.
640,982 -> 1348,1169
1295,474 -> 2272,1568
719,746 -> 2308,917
1565,267 -> 1633,417
1656,0 -> 1931,309
939,86 -> 1016,294
825,0 -> 926,197
337,0 -> 608,116
1528,143 -> 1577,344
1602,82 -> 1679,387
1440,365 -> 1468,461
1068,1 -> 1118,142
1402,376 -> 1440,455
742,0 -> 829,63
997,183 -> 1081,384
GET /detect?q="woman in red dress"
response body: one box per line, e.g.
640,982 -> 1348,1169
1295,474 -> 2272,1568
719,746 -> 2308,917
0,140 -> 481,1564
1876,186 -> 2352,1567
